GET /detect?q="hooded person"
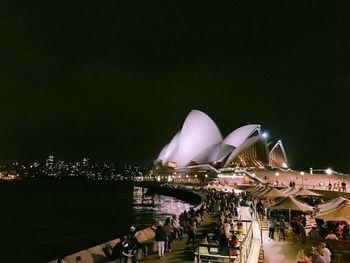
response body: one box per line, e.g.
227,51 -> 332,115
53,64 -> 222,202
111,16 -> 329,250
155,221 -> 167,258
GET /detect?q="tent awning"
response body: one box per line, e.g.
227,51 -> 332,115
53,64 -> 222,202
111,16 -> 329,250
267,196 -> 314,212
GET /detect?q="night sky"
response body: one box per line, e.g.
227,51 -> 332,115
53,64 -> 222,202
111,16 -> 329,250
1,1 -> 350,172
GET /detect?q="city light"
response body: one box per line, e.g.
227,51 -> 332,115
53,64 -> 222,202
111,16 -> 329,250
262,132 -> 268,138
326,168 -> 332,175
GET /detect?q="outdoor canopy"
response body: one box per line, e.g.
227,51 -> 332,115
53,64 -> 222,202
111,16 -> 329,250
316,202 -> 350,221
267,196 -> 314,222
318,196 -> 349,213
293,187 -> 323,197
268,196 -> 314,212
259,187 -> 287,198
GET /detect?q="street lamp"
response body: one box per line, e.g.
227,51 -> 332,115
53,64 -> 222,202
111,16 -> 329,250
300,171 -> 305,187
326,168 -> 332,185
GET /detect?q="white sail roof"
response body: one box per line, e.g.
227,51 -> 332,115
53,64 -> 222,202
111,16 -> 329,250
156,110 -> 285,169
176,110 -> 223,166
222,124 -> 260,147
224,135 -> 268,167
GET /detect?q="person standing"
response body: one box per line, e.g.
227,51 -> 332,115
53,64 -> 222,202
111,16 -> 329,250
249,204 -> 254,219
279,218 -> 286,240
171,215 -> 183,240
308,225 -> 320,247
155,221 -> 167,258
268,217 -> 276,240
163,217 -> 174,252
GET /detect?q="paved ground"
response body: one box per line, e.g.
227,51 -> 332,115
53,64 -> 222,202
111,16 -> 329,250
262,230 -> 310,263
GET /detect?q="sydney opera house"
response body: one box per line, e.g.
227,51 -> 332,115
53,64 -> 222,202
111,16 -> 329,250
154,110 -> 288,178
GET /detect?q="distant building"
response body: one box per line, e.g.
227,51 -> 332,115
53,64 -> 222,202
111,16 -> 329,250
154,110 -> 288,172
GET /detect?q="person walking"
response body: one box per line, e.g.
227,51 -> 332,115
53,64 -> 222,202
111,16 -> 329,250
155,221 -> 167,258
186,219 -> 197,247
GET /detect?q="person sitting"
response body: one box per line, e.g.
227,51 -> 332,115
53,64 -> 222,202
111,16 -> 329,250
312,248 -> 325,263
318,242 -> 331,263
325,231 -> 338,240
112,236 -> 132,263
296,249 -> 312,263
228,235 -> 240,257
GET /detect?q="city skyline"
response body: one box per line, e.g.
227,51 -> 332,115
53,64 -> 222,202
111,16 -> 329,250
1,2 -> 350,172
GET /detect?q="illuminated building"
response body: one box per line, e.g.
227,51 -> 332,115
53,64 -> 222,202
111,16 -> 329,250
155,110 -> 288,170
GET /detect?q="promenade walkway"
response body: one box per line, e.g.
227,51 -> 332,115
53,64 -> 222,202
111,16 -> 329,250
139,213 -> 219,263
140,206 -> 257,263
262,230 -> 308,263
261,216 -> 315,263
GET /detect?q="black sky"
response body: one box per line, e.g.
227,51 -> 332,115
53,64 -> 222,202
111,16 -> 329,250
1,1 -> 350,172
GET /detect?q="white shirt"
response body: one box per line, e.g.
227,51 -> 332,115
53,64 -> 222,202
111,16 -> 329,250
325,233 -> 338,240
320,247 -> 331,263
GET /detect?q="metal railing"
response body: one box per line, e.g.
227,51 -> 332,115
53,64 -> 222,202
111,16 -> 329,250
195,244 -> 239,263
195,219 -> 256,263
237,221 -> 254,263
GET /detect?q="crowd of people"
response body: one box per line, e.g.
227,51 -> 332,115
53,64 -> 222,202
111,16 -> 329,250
152,187 -> 251,259
56,182 -> 350,263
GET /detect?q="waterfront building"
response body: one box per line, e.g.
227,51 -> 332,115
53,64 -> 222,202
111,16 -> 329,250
153,110 -> 288,184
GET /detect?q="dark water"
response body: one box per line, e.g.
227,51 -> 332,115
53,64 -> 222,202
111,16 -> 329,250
0,181 -> 192,262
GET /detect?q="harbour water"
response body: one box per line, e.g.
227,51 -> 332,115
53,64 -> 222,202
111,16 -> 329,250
0,181 -> 193,262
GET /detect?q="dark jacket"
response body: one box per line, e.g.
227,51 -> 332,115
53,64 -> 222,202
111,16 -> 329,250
155,226 -> 167,241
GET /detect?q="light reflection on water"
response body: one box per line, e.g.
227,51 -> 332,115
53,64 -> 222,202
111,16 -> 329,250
132,187 -> 192,229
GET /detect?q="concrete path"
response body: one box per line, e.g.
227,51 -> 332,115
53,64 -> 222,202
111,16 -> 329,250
241,206 -> 313,263
262,231 -> 309,263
